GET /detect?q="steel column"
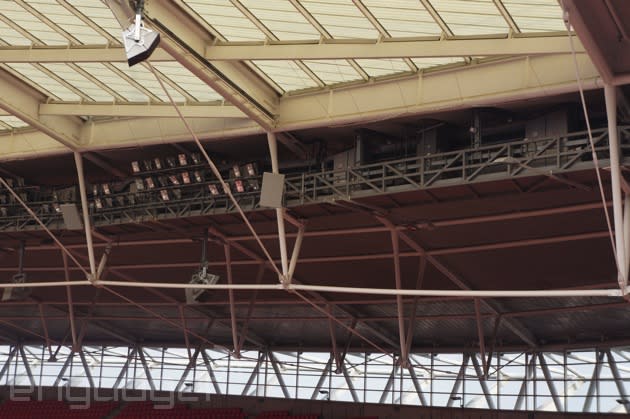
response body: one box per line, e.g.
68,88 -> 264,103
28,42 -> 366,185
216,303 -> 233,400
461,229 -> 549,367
447,354 -> 470,407
583,350 -> 604,412
17,345 -> 35,388
137,347 -> 156,392
112,347 -> 136,389
267,131 -> 289,282
268,351 -> 291,398
389,229 -> 408,366
201,350 -> 222,394
78,349 -> 94,388
605,85 -> 627,291
73,152 -> 97,281
224,244 -> 240,357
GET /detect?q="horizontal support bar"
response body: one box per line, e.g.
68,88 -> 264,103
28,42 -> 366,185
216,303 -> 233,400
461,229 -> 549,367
39,103 -> 247,118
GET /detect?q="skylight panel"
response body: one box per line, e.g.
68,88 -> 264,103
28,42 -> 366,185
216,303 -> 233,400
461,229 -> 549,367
0,115 -> 28,129
77,63 -> 148,102
411,57 -> 464,71
355,58 -> 410,78
41,63 -> 114,101
253,60 -> 319,92
501,0 -> 566,33
299,0 -> 380,39
4,63 -> 81,101
1,1 -> 69,45
183,0 -> 266,41
23,0 -> 107,44
150,62 -> 224,102
362,0 -> 442,38
303,60 -> 362,85
110,63 -> 187,103
238,0 -> 320,40
66,0 -> 122,43
0,20 -> 32,45
430,0 -> 510,36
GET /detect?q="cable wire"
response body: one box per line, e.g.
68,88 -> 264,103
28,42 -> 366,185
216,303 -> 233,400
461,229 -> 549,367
564,14 -> 619,281
146,62 -> 283,280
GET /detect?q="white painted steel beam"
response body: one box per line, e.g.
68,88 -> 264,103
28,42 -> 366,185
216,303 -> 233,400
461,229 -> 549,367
0,54 -> 599,160
277,54 -> 601,132
0,69 -> 81,151
0,46 -> 171,63
205,36 -> 583,61
39,103 -> 247,118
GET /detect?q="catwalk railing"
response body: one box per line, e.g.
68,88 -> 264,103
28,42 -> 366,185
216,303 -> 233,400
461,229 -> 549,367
0,126 -> 628,232
0,345 -> 629,414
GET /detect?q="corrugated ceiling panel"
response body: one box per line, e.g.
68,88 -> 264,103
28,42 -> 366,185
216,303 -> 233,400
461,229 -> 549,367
4,63 -> 81,101
40,63 -> 113,101
76,63 -> 148,102
0,0 -> 68,45
0,19 -> 32,45
303,60 -> 362,85
23,0 -> 107,44
355,58 -> 410,77
412,57 -> 464,71
253,60 -> 319,92
0,115 -> 28,129
502,0 -> 566,32
362,0 -> 442,37
299,0 -> 379,39
183,0 -> 265,41
431,0 -> 509,36
66,0 -> 122,42
238,0 -> 320,40
110,63 -> 187,102
150,62 -> 224,102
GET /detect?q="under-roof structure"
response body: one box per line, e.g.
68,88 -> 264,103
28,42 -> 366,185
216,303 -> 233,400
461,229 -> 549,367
0,0 -> 629,415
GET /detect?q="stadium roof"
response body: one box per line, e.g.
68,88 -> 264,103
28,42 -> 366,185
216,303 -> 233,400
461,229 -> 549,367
0,0 -> 628,360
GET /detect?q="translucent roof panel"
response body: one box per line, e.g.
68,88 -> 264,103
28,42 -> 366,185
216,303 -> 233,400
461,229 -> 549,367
23,0 -> 107,45
303,60 -> 362,85
299,0 -> 380,39
0,115 -> 28,129
502,0 -> 566,33
0,0 -> 69,45
412,57 -> 465,71
431,0 -> 510,36
0,19 -> 32,45
362,0 -> 442,38
4,63 -> 81,101
76,63 -> 148,102
40,63 -> 114,101
183,0 -> 265,41
253,60 -> 319,92
110,63 -> 187,103
356,58 -> 411,78
150,62 -> 224,102
238,0 -> 320,40
66,0 -> 122,43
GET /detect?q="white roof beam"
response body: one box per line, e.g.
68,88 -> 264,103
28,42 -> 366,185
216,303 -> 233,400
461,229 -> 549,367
39,103 -> 247,118
0,46 -> 172,63
277,53 -> 601,131
144,0 -> 277,129
205,36 -> 583,61
0,69 -> 81,150
0,117 -> 262,161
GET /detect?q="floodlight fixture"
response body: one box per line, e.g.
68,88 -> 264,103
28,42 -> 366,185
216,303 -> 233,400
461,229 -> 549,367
131,161 -> 141,173
178,154 -> 188,166
144,177 -> 155,189
208,184 -> 219,196
182,171 -> 191,184
102,0 -> 160,66
193,171 -> 203,183
232,164 -> 242,178
102,184 -> 111,195
160,190 -> 170,201
168,175 -> 180,185
234,179 -> 245,193
153,157 -> 163,170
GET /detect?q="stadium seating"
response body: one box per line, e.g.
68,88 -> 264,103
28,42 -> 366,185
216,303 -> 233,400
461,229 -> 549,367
0,400 -> 117,418
116,401 -> 245,419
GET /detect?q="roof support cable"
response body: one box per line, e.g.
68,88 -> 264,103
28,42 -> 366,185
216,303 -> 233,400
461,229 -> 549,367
562,4 -> 622,293
145,61 -> 284,280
